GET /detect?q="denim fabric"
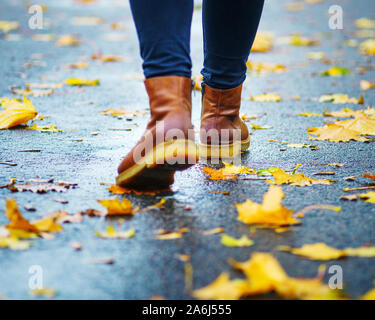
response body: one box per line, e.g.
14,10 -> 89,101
129,0 -> 264,89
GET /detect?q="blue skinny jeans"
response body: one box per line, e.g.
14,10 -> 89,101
129,0 -> 264,89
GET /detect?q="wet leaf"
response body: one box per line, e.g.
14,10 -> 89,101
359,39 -> 375,56
9,181 -> 76,193
320,66 -> 350,77
306,51 -> 325,60
192,273 -> 248,300
355,18 -> 375,29
307,123 -> 369,142
0,21 -> 18,32
0,237 -> 31,250
55,34 -> 80,47
64,78 -> 100,86
0,96 -> 37,129
154,228 -> 189,240
26,124 -> 62,133
201,163 -> 256,180
246,61 -> 287,74
4,199 -> 39,233
11,88 -> 54,97
319,94 -> 361,104
99,107 -> 146,119
236,185 -> 299,227
95,225 -> 135,239
279,242 -> 375,260
359,191 -> 375,204
231,252 -> 340,299
287,33 -> 318,46
334,115 -> 375,136
29,288 -> 56,299
251,32 -> 274,52
203,227 -> 224,235
267,168 -> 333,186
70,16 -> 104,26
250,93 -> 282,102
97,198 -> 134,215
32,217 -> 63,233
360,80 -> 375,91
221,234 -> 253,247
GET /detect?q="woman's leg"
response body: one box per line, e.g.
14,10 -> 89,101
199,0 -> 264,161
117,1 -> 197,188
129,0 -> 194,79
201,0 -> 264,89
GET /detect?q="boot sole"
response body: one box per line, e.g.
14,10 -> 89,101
198,137 -> 250,159
116,139 -> 198,189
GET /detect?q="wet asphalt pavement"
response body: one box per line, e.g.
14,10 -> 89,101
0,0 -> 375,299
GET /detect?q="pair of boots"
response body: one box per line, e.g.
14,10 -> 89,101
116,76 -> 250,189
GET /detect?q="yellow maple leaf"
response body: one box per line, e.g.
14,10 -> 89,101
359,39 -> 375,56
32,217 -> 63,233
55,34 -> 80,46
0,96 -> 37,129
361,287 -> 375,300
97,198 -> 134,215
319,94 -> 361,104
267,168 -> 333,186
307,123 -> 369,142
320,66 -> 350,77
323,108 -> 366,118
279,242 -> 375,260
4,199 -> 39,233
235,185 -> 299,226
246,61 -> 287,74
288,33 -> 318,46
0,20 -> 19,33
359,191 -> 375,204
251,32 -> 274,52
201,163 -> 255,180
26,124 -> 61,133
192,273 -> 249,300
221,234 -> 253,247
334,115 -> 375,136
355,18 -> 375,29
64,78 -> 100,86
0,237 -> 31,250
250,93 -> 282,102
232,252 -> 339,299
95,225 -> 135,239
153,227 -> 189,240
360,80 -> 375,91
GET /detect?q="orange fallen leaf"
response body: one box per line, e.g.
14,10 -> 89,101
97,198 -> 134,215
267,168 -> 333,186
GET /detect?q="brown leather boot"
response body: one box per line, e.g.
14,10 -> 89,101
199,83 -> 250,159
116,76 -> 197,189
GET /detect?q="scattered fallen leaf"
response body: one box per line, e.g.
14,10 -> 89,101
236,185 -> 299,227
154,228 -> 189,240
355,18 -> 375,29
70,16 -> 104,26
11,88 -> 54,97
307,123 -> 369,142
0,20 -> 19,33
9,181 -> 76,193
334,115 -> 375,136
246,61 -> 287,74
55,34 -> 80,47
360,80 -> 375,91
95,225 -> 135,239
231,252 -> 340,299
29,288 -> 56,299
250,93 -> 282,102
279,242 -> 375,260
251,32 -> 274,52
203,227 -> 224,235
320,66 -> 350,77
99,107 -> 146,119
26,124 -> 62,133
359,191 -> 375,204
64,78 -> 100,86
0,96 -> 37,129
192,273 -> 248,300
97,198 -> 134,215
221,234 -> 254,247
306,51 -> 325,60
267,168 -> 333,186
359,39 -> 375,56
319,94 -> 361,104
71,241 -> 83,250
201,163 -> 255,180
